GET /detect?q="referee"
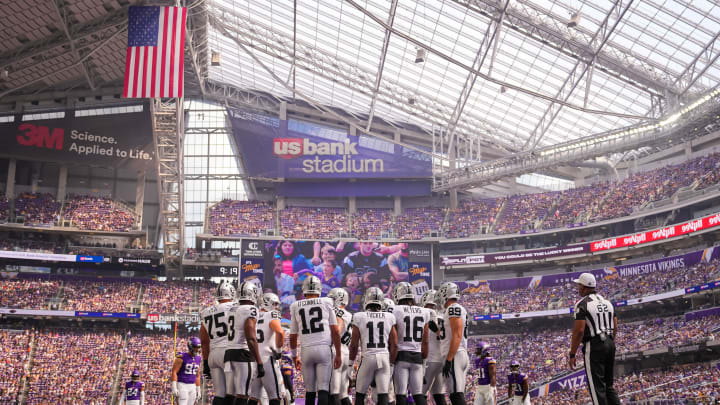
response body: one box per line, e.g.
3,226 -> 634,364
568,273 -> 620,405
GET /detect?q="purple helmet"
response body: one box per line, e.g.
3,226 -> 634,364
131,369 -> 140,381
475,341 -> 490,357
188,337 -> 201,354
510,360 -> 520,373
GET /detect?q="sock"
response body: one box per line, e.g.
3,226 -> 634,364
306,391 -> 316,405
377,393 -> 390,405
318,390 -> 330,405
331,394 -> 342,405
449,392 -> 465,405
248,399 -> 258,405
355,392 -> 366,405
433,393 -> 447,405
396,394 -> 407,405
236,397 -> 249,405
212,397 -> 225,405
225,397 -> 236,405
270,399 -> 281,405
413,394 -> 428,405
341,397 -> 352,405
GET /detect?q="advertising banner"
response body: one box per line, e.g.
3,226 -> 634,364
0,250 -> 77,262
111,257 -> 161,266
441,244 -> 590,266
240,240 -> 433,312
147,313 -> 201,323
0,106 -> 154,169
228,110 -> 432,179
530,370 -> 586,398
75,311 -> 141,318
591,212 -> 720,252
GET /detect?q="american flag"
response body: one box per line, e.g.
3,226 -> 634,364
123,6 -> 187,98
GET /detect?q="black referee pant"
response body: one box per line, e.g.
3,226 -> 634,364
582,336 -> 621,405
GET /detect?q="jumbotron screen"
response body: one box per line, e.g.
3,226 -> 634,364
240,240 -> 432,312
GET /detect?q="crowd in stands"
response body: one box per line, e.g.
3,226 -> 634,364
280,206 -> 349,239
15,193 -> 59,226
0,277 -> 59,309
64,195 -> 135,232
0,197 -> 8,223
352,208 -> 394,239
494,192 -> 559,234
142,281 -> 195,314
25,329 -> 122,404
61,279 -> 141,312
208,200 -> 274,237
122,331 -> 184,405
541,183 -> 609,229
460,258 -> 720,315
0,329 -> 30,404
0,238 -> 63,254
396,207 -> 444,239
446,198 -> 502,238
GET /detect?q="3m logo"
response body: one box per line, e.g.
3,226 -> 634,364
273,138 -> 303,159
16,123 -> 64,150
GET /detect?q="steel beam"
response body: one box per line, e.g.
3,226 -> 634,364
675,31 -> 720,99
51,0 -> 96,90
365,0 -> 398,132
524,0 -> 633,150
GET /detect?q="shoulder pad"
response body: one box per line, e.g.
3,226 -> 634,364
335,308 -> 345,317
176,353 -> 184,359
271,310 -> 281,319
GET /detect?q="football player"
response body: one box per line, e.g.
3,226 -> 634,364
249,293 -> 286,405
420,290 -> 447,405
200,281 -> 237,405
226,282 -> 264,405
119,370 -> 144,405
281,353 -> 295,405
391,282 -> 429,405
508,361 -> 530,405
350,287 -> 398,405
472,342 -> 496,405
433,282 -> 469,405
171,337 -> 202,405
289,275 -> 342,405
328,288 -> 353,405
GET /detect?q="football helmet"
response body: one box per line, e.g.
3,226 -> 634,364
364,287 -> 384,310
237,281 -> 260,303
475,341 -> 490,358
259,293 -> 281,312
188,337 -> 201,355
392,282 -> 415,303
510,360 -> 520,374
437,281 -> 461,306
131,369 -> 140,381
328,288 -> 349,308
216,281 -> 236,301
420,289 -> 437,308
302,275 -> 322,296
382,297 -> 395,312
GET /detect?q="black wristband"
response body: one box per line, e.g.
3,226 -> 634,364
569,353 -> 576,358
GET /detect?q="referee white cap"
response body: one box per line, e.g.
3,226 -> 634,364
573,272 -> 596,288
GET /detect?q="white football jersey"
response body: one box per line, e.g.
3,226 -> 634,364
392,305 -> 429,353
336,307 -> 353,355
427,312 -> 444,362
439,303 -> 468,355
256,310 -> 281,357
200,301 -> 236,350
352,311 -> 396,355
227,304 -> 258,350
290,297 -> 338,347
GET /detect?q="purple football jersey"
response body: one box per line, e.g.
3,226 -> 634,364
475,356 -> 496,385
124,381 -> 143,400
508,373 -> 527,396
176,352 -> 202,384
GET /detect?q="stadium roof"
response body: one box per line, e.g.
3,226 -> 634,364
1,0 -> 719,155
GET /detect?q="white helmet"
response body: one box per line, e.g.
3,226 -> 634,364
382,297 -> 395,312
216,281 -> 236,301
437,282 -> 461,306
364,287 -> 384,310
392,282 -> 414,304
237,281 -> 260,303
328,288 -> 349,308
420,289 -> 437,308
302,275 -> 322,296
259,293 -> 280,312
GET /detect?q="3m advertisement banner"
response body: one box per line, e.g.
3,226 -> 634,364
240,240 -> 432,312
0,107 -> 154,169
591,212 -> 720,252
228,111 -> 432,179
441,244 -> 590,266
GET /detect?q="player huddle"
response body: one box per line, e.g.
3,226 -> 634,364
119,277 -> 531,405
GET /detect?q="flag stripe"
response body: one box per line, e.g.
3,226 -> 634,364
124,6 -> 186,98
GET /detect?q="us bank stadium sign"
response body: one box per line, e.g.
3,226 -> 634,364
146,313 -> 200,323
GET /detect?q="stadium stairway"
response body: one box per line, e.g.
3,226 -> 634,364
109,333 -> 130,404
488,199 -> 507,234
18,331 -> 37,405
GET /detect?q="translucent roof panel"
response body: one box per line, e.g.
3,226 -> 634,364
207,0 -> 720,151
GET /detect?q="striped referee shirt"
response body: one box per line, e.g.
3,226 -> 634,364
574,293 -> 615,342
